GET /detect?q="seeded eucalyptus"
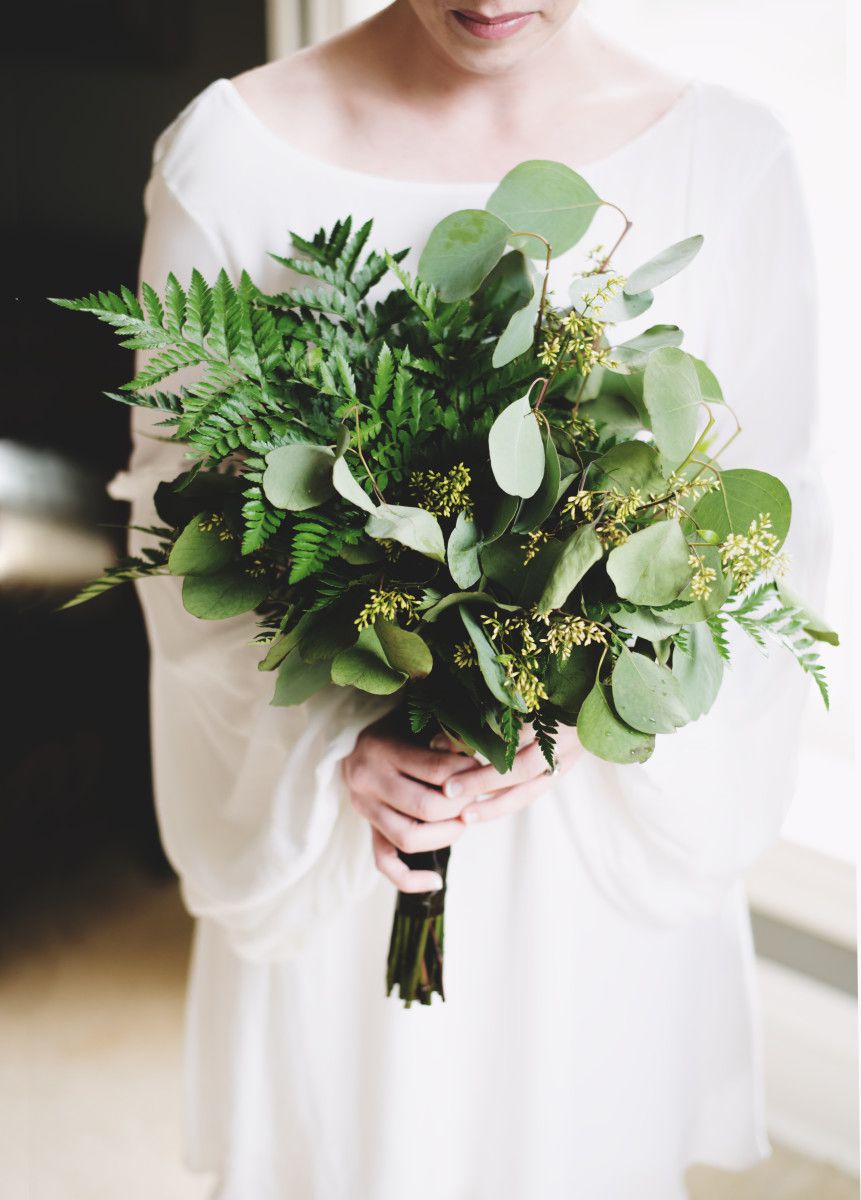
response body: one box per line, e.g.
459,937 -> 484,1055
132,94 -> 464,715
53,159 -> 836,1006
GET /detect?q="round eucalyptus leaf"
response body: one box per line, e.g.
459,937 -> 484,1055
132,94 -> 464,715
671,623 -> 724,720
577,681 -> 655,764
332,456 -> 377,514
262,443 -> 336,511
545,647 -> 598,717
168,512 -> 234,576
480,490 -> 519,544
182,569 -> 268,620
488,394 -> 545,498
591,441 -> 665,496
606,519 -> 692,606
691,468 -> 791,547
447,511 -> 482,589
330,626 -> 407,695
375,618 -> 434,679
487,160 -> 602,257
535,524 -> 604,614
611,646 -> 691,734
272,650 -> 332,707
624,234 -> 704,295
643,346 -> 703,471
417,208 -> 510,301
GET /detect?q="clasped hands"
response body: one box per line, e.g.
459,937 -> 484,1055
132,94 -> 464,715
342,718 -> 581,893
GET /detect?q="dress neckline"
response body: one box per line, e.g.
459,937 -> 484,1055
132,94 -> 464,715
214,75 -> 700,193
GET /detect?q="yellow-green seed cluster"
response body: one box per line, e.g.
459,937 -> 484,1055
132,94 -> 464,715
719,513 -> 787,591
410,463 -> 474,518
355,587 -> 421,631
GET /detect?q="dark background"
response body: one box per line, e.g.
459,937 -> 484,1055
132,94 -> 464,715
2,2 -> 267,908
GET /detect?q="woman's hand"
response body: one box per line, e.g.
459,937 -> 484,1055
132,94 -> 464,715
433,723 -> 582,824
342,721 -> 477,894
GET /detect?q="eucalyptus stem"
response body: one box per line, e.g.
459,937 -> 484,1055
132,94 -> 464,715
598,202 -> 633,271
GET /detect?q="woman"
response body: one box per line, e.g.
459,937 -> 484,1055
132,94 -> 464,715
110,3 -> 826,1197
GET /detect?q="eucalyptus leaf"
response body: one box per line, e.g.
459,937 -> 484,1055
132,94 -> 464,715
578,393 -> 642,443
643,347 -> 703,471
182,569 -> 268,620
545,647 -> 598,718
330,626 -> 407,694
487,160 -> 602,257
612,325 -> 684,371
692,468 -> 792,546
272,650 -> 332,707
168,512 -> 234,576
473,249 -> 534,321
671,623 -> 724,719
577,681 -> 655,764
375,617 -> 434,679
611,646 -> 690,734
536,524 -> 603,614
447,512 -> 482,588
488,394 -> 545,498
624,234 -> 704,295
602,288 -> 654,324
365,503 -> 446,561
492,271 -> 541,367
261,443 -> 336,511
610,606 -> 682,641
421,589 -> 500,623
459,604 -> 528,712
606,519 -> 692,606
480,490 -> 519,544
417,208 -> 510,301
591,441 -> 665,496
776,582 -> 839,646
690,356 -> 724,404
513,433 -> 561,532
298,616 -> 358,664
332,456 -> 377,514
257,612 -> 319,671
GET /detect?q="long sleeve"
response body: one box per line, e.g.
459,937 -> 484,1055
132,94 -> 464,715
110,166 -> 392,963
562,135 -> 832,926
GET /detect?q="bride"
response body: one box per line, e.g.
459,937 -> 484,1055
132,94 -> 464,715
110,3 -> 825,1196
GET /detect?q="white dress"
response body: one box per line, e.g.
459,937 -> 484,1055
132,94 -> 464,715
109,76 -> 829,1200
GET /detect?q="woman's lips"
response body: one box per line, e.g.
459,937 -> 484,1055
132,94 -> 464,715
451,10 -> 535,39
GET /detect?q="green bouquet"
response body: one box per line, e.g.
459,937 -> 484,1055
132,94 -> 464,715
54,160 -> 836,1006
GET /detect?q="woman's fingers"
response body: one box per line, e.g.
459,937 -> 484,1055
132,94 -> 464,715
393,742 -> 476,788
372,828 -> 444,893
373,802 -> 467,855
458,776 -> 548,824
443,740 -> 547,801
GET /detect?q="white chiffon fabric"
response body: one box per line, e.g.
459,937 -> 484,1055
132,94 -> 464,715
108,77 -> 829,1199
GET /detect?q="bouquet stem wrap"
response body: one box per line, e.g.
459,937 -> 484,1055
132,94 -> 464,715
386,845 -> 450,1006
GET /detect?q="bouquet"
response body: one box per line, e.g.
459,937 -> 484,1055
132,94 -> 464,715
54,160 -> 836,1006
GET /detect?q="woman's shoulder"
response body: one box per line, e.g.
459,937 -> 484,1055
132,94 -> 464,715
688,79 -> 795,180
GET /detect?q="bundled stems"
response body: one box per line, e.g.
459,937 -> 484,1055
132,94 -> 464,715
386,846 -> 450,1006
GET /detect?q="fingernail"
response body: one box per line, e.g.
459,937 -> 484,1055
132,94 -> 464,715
444,779 -> 462,799
429,875 -> 444,891
462,811 -> 478,825
430,735 -> 448,751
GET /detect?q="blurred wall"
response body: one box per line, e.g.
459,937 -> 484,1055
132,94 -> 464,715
2,3 -> 266,905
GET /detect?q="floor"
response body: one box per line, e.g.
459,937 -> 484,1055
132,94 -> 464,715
1,860 -> 857,1200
